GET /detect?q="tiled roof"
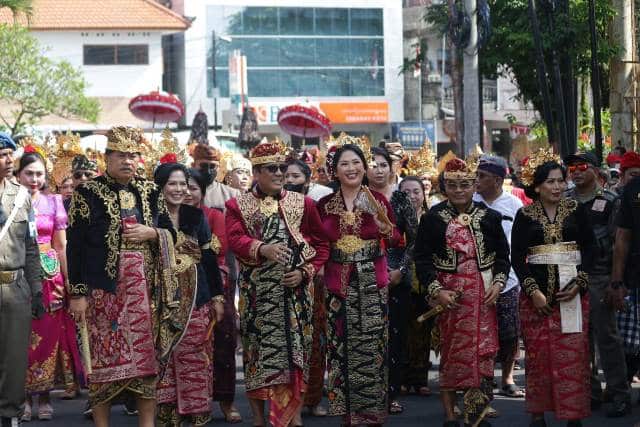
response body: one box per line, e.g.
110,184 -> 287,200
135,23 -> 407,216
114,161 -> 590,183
0,0 -> 190,31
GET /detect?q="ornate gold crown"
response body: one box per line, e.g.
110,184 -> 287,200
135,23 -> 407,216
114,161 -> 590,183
106,126 -> 145,153
329,132 -> 373,165
443,157 -> 477,180
406,141 -> 437,177
250,137 -> 290,166
51,131 -> 84,187
520,147 -> 561,187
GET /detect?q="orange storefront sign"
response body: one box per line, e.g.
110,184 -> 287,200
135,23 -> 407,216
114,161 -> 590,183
319,102 -> 389,124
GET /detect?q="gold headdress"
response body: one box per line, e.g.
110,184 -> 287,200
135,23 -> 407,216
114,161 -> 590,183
50,131 -> 84,187
137,127 -> 187,179
329,132 -> 373,164
15,135 -> 52,175
249,137 -> 290,166
220,152 -> 252,181
406,140 -> 437,177
105,126 -> 145,153
443,157 -> 477,180
436,150 -> 457,174
520,147 -> 561,187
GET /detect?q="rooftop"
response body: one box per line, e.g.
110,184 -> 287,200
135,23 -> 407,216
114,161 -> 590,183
0,0 -> 190,31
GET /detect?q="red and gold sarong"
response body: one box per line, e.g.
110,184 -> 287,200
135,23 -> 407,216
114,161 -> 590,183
87,250 -> 157,406
246,369 -> 306,427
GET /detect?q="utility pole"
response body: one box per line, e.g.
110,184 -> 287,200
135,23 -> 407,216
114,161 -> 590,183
610,0 -> 633,150
211,30 -> 219,131
462,0 -> 480,156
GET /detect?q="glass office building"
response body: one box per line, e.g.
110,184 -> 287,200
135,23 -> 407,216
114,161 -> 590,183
206,6 -> 385,98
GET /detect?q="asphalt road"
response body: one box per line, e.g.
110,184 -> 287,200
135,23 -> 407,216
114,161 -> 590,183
24,355 -> 640,426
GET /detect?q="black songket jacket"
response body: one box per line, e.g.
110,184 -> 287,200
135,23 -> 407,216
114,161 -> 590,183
178,204 -> 223,307
511,198 -> 594,303
66,174 -> 175,296
414,201 -> 511,299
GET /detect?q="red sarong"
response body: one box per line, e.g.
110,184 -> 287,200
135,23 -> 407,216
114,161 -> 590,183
437,221 -> 498,390
157,304 -> 212,416
87,251 -> 157,384
520,294 -> 591,420
246,369 -> 306,427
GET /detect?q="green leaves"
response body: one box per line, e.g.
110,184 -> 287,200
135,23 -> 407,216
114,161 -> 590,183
0,25 -> 100,135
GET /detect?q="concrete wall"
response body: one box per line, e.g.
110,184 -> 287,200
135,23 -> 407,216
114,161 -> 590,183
34,31 -> 166,98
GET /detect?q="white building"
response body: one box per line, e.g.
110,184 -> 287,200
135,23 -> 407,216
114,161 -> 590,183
168,0 -> 405,143
0,0 -> 190,131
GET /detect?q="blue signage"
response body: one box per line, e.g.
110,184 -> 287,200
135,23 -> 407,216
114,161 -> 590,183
391,121 -> 436,149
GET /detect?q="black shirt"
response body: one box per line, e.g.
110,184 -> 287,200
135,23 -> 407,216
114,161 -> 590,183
615,176 -> 640,287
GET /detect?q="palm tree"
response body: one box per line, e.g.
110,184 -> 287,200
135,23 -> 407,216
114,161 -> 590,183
0,0 -> 33,24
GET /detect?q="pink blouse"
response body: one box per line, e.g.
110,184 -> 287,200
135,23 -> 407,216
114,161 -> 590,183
34,194 -> 67,245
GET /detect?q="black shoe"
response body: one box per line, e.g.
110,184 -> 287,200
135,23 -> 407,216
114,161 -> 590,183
443,421 -> 460,427
605,401 -> 631,418
529,419 -> 547,427
566,420 -> 582,427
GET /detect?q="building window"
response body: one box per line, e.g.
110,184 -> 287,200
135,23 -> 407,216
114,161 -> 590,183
83,45 -> 149,65
206,6 -> 384,98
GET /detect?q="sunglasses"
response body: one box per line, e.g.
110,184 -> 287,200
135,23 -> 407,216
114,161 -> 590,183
263,163 -> 288,174
73,171 -> 95,179
568,163 -> 590,173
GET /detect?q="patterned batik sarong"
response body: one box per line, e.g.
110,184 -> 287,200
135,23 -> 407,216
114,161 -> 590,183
326,263 -> 389,425
239,217 -> 312,427
496,286 -> 520,363
157,304 -> 212,427
87,249 -> 158,407
303,275 -> 327,407
520,294 -> 591,420
26,250 -> 84,393
437,219 -> 498,427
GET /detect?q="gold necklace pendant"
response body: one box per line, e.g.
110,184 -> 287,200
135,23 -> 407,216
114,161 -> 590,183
342,211 -> 357,225
259,196 -> 278,217
119,190 -> 136,210
457,213 -> 472,226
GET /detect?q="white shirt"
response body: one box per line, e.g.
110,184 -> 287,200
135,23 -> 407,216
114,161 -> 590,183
306,183 -> 333,202
473,191 -> 523,293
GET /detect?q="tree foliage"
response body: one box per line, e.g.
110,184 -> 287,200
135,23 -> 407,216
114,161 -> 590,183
0,0 -> 33,22
0,25 -> 100,136
423,0 -> 618,117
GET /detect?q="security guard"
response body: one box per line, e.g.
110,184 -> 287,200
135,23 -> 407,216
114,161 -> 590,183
565,152 -> 631,417
0,132 -> 43,427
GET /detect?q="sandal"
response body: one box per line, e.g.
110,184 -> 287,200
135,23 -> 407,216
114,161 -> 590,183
21,402 -> 31,422
308,405 -> 327,417
417,385 -> 432,396
38,402 -> 53,420
220,403 -> 242,424
500,383 -> 525,398
485,406 -> 499,418
60,385 -> 79,400
389,400 -> 404,414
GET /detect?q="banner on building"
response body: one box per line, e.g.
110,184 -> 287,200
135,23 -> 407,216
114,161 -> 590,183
391,121 -> 436,150
319,102 -> 389,124
228,50 -> 247,116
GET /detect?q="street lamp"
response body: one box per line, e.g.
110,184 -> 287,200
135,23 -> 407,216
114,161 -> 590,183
211,31 -> 232,131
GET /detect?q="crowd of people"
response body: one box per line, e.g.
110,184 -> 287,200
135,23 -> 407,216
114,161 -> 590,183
0,126 -> 639,427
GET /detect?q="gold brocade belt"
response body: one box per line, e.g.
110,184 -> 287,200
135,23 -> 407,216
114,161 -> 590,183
0,269 -> 21,284
331,236 -> 381,263
527,242 -> 578,257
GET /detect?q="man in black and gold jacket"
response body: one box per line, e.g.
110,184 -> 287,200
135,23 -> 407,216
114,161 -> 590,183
66,126 -> 181,427
414,157 -> 510,427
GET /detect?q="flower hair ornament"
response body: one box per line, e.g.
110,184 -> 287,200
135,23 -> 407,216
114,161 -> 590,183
520,147 -> 561,187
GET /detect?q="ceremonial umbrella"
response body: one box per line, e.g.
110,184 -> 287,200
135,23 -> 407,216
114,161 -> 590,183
277,103 -> 332,139
129,90 -> 185,130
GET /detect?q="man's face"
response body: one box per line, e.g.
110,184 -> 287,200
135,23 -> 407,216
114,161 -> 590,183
476,169 -> 499,196
72,169 -> 97,187
444,179 -> 475,207
0,148 -> 14,180
255,162 -> 286,195
106,151 -> 139,182
568,162 -> 597,187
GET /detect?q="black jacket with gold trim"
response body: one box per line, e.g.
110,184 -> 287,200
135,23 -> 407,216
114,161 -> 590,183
414,201 -> 510,299
66,174 -> 175,295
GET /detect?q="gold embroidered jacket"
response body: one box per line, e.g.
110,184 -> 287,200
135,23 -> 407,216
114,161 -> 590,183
66,174 -> 175,296
511,199 -> 593,301
414,201 -> 511,299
